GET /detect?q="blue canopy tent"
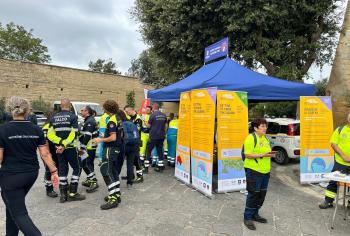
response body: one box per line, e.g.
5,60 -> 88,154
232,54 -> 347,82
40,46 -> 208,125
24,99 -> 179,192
148,58 -> 315,101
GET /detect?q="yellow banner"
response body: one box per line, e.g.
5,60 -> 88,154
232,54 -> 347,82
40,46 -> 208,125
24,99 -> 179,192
217,91 -> 248,192
300,96 -> 334,183
175,91 -> 191,184
191,88 -> 217,196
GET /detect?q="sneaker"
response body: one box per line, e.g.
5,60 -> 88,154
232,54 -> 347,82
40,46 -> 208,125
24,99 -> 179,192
101,195 -> 120,210
82,179 -> 90,187
319,201 -> 333,209
253,214 -> 267,223
86,182 -> 99,193
46,190 -> 58,198
133,176 -> 144,184
68,193 -> 86,201
243,219 -> 256,230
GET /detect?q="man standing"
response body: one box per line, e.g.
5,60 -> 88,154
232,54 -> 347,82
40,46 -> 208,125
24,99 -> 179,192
79,106 -> 99,193
48,99 -> 85,203
319,114 -> 350,209
124,105 -> 144,183
140,106 -> 152,167
144,103 -> 167,173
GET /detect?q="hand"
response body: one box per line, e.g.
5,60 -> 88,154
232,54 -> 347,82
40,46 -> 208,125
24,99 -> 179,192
94,138 -> 102,144
265,152 -> 276,158
51,172 -> 59,189
342,155 -> 350,163
79,148 -> 85,156
56,146 -> 64,154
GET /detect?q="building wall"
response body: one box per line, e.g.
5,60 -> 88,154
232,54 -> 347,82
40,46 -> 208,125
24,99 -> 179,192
0,58 -> 178,115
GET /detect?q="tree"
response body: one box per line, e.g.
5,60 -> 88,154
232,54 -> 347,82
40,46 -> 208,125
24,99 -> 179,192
31,96 -> 51,114
133,0 -> 342,83
126,90 -> 136,108
0,22 -> 51,63
88,58 -> 121,74
250,102 -> 297,119
128,49 -> 171,87
315,78 -> 328,96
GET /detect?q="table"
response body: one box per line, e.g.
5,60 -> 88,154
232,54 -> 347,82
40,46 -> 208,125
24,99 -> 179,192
323,171 -> 350,229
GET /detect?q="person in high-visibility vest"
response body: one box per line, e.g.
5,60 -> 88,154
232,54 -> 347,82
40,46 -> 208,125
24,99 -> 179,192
242,118 -> 276,231
167,118 -> 178,166
319,114 -> 350,209
98,112 -> 110,161
140,106 -> 152,168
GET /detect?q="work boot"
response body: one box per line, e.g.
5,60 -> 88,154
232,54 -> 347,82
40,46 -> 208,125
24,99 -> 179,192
319,201 -> 333,209
86,180 -> 99,193
46,190 -> 58,198
104,194 -> 121,203
154,166 -> 164,172
81,179 -> 90,187
144,167 -> 149,174
68,184 -> 86,201
133,176 -> 144,184
59,185 -> 68,203
46,185 -> 58,198
253,214 -> 267,223
243,219 -> 256,230
101,194 -> 120,210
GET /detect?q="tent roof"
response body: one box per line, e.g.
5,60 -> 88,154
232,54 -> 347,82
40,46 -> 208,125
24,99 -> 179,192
148,58 -> 315,102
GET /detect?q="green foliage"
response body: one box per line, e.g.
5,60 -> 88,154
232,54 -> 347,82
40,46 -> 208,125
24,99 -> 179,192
88,58 -> 121,75
0,97 -> 5,113
31,96 -> 51,114
133,0 -> 342,84
251,102 -> 298,119
126,90 -> 136,108
0,22 -> 51,63
315,78 -> 328,96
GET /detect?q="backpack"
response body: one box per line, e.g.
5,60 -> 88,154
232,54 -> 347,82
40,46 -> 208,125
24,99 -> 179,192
122,121 -> 140,145
241,133 -> 258,163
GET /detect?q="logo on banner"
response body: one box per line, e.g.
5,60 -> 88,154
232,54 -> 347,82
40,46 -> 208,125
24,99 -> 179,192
204,37 -> 229,63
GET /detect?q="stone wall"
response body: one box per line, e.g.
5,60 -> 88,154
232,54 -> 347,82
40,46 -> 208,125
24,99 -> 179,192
0,58 -> 178,115
327,2 -> 350,127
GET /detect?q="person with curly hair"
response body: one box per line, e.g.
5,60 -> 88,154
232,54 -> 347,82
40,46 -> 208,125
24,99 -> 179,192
94,100 -> 123,210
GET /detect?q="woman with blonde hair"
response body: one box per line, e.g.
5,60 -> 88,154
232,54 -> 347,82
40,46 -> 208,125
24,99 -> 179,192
0,96 -> 58,236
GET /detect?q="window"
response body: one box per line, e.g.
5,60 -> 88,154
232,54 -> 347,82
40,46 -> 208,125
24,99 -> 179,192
267,122 -> 280,134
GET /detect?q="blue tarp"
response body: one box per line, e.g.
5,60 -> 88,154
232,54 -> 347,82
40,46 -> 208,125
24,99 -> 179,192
148,58 -> 315,101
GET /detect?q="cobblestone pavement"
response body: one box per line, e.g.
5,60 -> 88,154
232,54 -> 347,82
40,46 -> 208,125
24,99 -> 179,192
1,160 -> 349,236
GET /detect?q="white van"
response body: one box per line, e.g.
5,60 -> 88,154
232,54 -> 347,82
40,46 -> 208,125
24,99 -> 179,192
53,101 -> 103,125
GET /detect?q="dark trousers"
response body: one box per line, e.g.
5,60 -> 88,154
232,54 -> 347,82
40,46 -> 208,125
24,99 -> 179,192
115,144 -> 125,175
0,171 -> 41,236
44,150 -> 58,192
125,144 -> 142,184
325,161 -> 350,203
57,148 -> 81,187
145,139 -> 165,168
244,168 -> 270,220
82,149 -> 97,180
100,146 -> 121,196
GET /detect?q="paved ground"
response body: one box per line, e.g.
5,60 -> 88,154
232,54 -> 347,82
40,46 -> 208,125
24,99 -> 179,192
1,160 -> 350,236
